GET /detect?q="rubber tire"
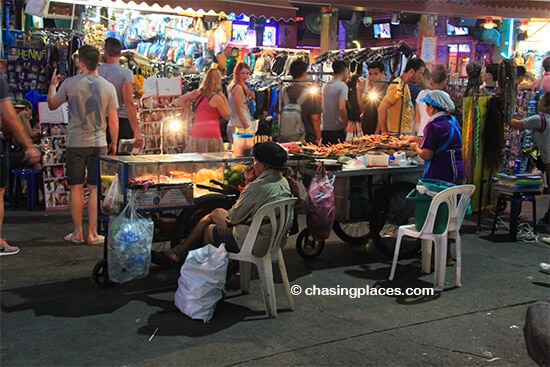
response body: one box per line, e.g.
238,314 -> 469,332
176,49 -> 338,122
332,220 -> 371,245
296,228 -> 325,259
170,194 -> 234,248
92,259 -> 114,287
372,182 -> 420,259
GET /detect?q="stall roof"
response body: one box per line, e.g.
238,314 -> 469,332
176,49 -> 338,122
50,0 -> 298,21
291,0 -> 550,20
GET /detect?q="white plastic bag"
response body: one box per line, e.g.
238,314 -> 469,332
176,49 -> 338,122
107,199 -> 154,283
102,173 -> 123,215
174,244 -> 229,322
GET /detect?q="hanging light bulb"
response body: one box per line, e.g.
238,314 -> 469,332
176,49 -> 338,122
482,17 -> 496,29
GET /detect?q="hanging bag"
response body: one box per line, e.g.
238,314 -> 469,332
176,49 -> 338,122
306,163 -> 336,240
101,173 -> 123,215
174,244 -> 229,322
107,199 -> 154,284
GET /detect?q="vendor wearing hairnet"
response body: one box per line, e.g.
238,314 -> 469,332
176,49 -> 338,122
409,90 -> 465,184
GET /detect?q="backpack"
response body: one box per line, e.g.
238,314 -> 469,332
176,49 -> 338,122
278,89 -> 307,142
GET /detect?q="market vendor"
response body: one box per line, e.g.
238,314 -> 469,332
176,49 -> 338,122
377,58 -> 425,135
151,141 -> 292,268
409,89 -> 464,184
409,89 -> 465,268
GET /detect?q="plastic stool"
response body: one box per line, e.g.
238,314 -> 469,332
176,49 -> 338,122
491,191 -> 538,241
11,168 -> 41,211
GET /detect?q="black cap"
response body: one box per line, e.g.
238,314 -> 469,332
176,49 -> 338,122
253,141 -> 288,170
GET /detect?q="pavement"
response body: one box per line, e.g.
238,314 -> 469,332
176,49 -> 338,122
1,196 -> 550,366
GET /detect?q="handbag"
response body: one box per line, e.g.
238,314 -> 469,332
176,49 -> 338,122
107,199 -> 154,284
174,244 -> 229,322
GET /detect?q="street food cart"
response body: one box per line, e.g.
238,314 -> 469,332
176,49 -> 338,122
293,157 -> 423,259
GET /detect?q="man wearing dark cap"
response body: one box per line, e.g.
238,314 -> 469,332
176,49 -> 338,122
152,141 -> 292,267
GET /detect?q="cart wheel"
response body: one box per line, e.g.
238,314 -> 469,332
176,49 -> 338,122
92,259 -> 114,287
372,182 -> 420,259
332,220 -> 371,245
171,194 -> 234,248
296,228 -> 325,259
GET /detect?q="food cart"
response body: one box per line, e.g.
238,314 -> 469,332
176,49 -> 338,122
294,157 -> 423,260
94,152 -> 251,285
92,138 -> 423,284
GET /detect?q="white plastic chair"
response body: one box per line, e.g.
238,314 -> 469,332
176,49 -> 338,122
388,184 -> 475,291
228,197 -> 297,318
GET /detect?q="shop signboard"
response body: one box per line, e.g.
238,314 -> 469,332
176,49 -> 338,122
6,46 -> 49,102
263,25 -> 277,47
231,23 -> 257,47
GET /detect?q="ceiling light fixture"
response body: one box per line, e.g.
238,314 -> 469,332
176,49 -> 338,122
482,17 -> 497,29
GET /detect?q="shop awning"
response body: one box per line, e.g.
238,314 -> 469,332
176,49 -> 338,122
292,0 -> 550,20
49,0 -> 298,21
155,0 -> 298,20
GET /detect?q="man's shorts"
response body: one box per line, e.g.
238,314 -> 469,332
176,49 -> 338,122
65,146 -> 107,186
212,225 -> 240,253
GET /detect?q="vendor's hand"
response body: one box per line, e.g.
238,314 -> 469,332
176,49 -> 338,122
405,135 -> 421,144
410,142 -> 418,151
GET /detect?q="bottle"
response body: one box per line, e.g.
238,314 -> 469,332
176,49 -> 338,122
389,155 -> 395,167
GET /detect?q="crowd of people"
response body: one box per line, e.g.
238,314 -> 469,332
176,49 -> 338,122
1,40 -> 548,278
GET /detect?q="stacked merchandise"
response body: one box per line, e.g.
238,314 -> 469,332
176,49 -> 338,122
494,173 -> 544,194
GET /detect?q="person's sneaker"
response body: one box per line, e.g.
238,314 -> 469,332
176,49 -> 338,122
539,263 -> 550,274
542,237 -> 550,245
0,239 -> 20,256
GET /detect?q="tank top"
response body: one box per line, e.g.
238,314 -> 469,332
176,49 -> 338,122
228,84 -> 251,128
190,94 -> 222,138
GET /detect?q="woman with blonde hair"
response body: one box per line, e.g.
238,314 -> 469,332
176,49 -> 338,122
178,68 -> 231,152
227,62 -> 253,142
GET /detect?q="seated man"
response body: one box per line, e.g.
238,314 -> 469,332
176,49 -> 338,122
152,141 -> 292,267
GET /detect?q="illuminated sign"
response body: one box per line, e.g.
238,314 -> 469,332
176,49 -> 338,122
263,25 -> 277,47
232,23 -> 277,47
231,23 -> 257,47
